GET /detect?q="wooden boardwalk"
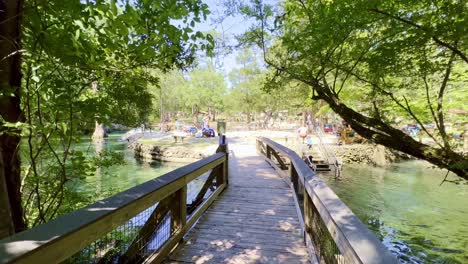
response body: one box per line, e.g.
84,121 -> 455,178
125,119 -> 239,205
166,140 -> 309,263
0,136 -> 398,264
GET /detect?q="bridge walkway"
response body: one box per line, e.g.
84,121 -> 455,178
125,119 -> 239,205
166,139 -> 309,263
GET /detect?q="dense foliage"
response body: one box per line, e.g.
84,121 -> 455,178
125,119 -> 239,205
237,0 -> 468,179
1,0 -> 214,232
225,48 -> 313,125
148,62 -> 226,123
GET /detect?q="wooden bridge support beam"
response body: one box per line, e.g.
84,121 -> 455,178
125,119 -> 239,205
171,186 -> 187,234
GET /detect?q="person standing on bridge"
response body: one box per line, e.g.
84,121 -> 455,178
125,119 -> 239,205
297,124 -> 308,144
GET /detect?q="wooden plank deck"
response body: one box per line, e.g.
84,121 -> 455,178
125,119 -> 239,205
165,141 -> 309,263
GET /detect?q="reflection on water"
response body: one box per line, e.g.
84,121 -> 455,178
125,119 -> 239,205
72,134 -> 191,200
320,161 -> 468,263
68,134 -> 214,262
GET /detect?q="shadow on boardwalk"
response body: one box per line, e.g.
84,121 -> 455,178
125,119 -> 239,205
165,136 -> 309,263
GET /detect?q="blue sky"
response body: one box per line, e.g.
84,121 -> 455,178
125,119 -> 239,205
194,0 -> 257,75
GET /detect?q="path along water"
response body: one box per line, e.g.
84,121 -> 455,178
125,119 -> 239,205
73,133 -> 468,263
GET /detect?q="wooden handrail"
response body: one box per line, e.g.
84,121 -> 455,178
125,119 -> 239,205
0,141 -> 228,264
257,137 -> 398,264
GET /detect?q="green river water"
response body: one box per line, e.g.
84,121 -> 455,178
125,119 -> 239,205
74,135 -> 467,263
320,162 -> 468,264
72,134 -> 183,197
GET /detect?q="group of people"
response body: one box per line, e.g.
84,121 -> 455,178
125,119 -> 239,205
173,117 -> 216,138
200,118 -> 216,137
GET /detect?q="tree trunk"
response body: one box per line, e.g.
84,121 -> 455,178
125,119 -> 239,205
316,87 -> 468,179
263,111 -> 272,129
92,121 -> 106,142
160,85 -> 163,122
205,115 -> 210,128
306,112 -> 313,131
0,0 -> 27,234
91,82 -> 106,142
93,140 -> 104,196
302,110 -> 307,126
0,150 -> 15,238
464,125 -> 468,154
192,105 -> 200,124
193,112 -> 198,124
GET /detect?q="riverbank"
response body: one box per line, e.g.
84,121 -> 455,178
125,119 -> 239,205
126,129 -> 413,166
130,136 -> 219,163
330,144 -> 413,166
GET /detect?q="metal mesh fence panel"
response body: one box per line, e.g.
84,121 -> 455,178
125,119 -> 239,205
66,169 -> 216,264
306,194 -> 348,264
66,203 -> 171,264
131,213 -> 171,263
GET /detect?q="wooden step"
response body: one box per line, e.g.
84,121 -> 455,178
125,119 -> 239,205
311,160 -> 327,165
316,164 -> 331,171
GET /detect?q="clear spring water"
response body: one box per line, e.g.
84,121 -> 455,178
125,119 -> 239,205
320,161 -> 468,263
72,134 -> 183,197
73,133 -> 209,204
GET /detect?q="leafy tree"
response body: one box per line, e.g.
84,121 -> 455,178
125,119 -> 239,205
146,69 -> 188,123
147,63 -> 227,126
225,47 -> 313,127
227,48 -> 266,122
187,63 -> 227,123
239,0 -> 468,179
0,0 -> 213,235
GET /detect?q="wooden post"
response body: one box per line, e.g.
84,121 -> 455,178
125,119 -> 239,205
303,189 -> 311,241
219,135 -> 226,145
171,186 -> 187,234
217,143 -> 227,154
223,152 -> 229,186
272,150 -> 288,170
289,164 -> 298,193
189,137 -> 228,214
266,145 -> 271,159
217,135 -> 228,186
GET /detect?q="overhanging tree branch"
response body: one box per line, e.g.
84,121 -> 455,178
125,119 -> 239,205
368,8 -> 468,64
436,51 -> 456,149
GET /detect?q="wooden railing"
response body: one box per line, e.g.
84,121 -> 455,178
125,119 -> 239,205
0,136 -> 228,264
256,137 -> 398,264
